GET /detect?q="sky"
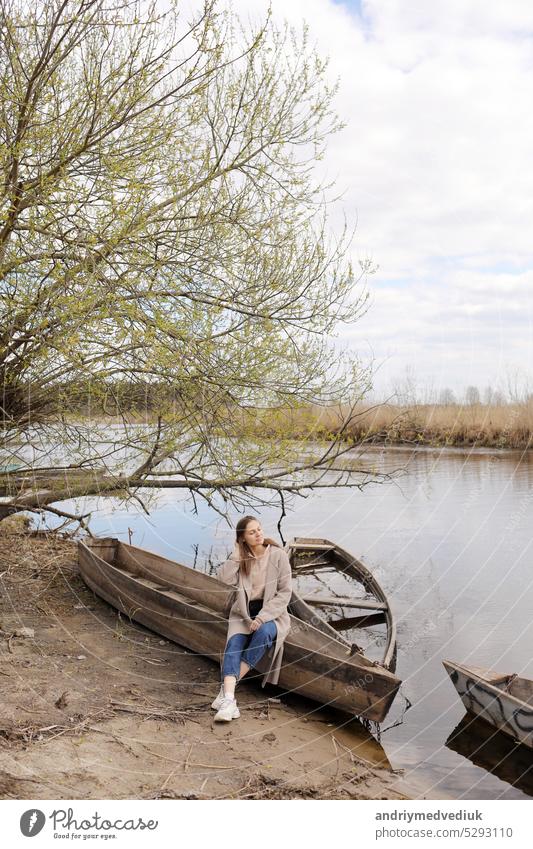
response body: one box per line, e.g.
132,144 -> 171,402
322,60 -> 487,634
231,0 -> 533,399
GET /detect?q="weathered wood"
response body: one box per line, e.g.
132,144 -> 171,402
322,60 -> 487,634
292,566 -> 338,577
443,661 -> 533,749
303,596 -> 387,610
292,558 -> 331,569
86,537 -> 118,565
286,537 -> 397,670
79,547 -> 227,662
508,678 -> 533,706
329,613 -> 387,631
456,664 -> 512,685
287,593 -> 349,646
78,539 -> 401,722
116,541 -> 232,614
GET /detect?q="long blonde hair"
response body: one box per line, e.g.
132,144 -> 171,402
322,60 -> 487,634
235,515 -> 280,576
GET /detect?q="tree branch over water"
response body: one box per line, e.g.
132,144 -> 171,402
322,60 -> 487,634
0,0 -> 384,524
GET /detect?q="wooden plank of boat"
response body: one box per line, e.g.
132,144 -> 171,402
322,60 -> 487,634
286,537 -> 397,670
329,613 -> 387,631
292,569 -> 338,580
302,596 -> 387,610
292,559 -> 331,570
78,538 -> 401,722
443,660 -> 533,749
284,592 -> 351,647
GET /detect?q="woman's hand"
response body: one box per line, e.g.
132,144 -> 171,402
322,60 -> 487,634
249,619 -> 262,632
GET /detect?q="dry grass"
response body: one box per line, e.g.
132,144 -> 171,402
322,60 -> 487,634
266,402 -> 533,449
346,402 -> 533,448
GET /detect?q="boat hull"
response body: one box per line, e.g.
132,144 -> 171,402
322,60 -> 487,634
78,539 -> 401,722
443,661 -> 533,749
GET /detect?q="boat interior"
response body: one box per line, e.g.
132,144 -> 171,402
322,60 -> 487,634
495,675 -> 533,706
287,539 -> 392,663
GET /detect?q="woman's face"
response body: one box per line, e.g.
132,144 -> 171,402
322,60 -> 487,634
242,520 -> 264,548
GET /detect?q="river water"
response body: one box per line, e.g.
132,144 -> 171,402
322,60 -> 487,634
46,445 -> 533,799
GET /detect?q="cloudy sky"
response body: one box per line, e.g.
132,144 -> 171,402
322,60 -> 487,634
232,0 -> 533,399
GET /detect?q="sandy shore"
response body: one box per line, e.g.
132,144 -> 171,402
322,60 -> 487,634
0,529 -> 407,800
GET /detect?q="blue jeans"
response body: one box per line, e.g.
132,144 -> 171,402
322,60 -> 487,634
221,621 -> 278,679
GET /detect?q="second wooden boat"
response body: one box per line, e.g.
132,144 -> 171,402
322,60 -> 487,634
78,537 -> 401,722
443,660 -> 533,749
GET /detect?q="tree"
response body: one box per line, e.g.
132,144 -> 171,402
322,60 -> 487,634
391,365 -> 418,406
483,385 -> 494,406
438,388 -> 456,405
0,0 -> 383,528
464,386 -> 480,406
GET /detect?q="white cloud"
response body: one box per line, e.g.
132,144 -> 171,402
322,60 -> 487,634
230,0 -> 533,393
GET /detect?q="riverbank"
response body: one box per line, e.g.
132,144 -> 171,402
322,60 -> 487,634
312,401 -> 533,449
352,402 -> 533,450
0,527 -> 407,800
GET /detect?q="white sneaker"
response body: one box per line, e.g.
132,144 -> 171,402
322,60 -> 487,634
214,697 -> 240,722
211,685 -> 225,710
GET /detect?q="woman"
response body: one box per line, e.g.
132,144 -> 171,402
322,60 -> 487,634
212,515 -> 292,722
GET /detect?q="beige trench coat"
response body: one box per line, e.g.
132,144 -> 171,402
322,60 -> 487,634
217,544 -> 292,687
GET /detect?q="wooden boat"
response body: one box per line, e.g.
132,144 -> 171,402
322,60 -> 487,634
286,537 -> 397,670
78,537 -> 401,722
443,661 -> 533,749
446,713 -> 533,797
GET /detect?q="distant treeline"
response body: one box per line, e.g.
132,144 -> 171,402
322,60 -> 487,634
14,379 -> 533,449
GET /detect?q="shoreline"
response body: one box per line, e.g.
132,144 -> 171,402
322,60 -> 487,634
0,529 -> 408,801
351,441 -> 533,455
51,406 -> 533,451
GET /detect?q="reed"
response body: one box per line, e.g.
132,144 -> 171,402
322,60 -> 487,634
315,402 -> 533,449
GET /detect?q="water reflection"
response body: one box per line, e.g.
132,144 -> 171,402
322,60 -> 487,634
445,713 -> 533,798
